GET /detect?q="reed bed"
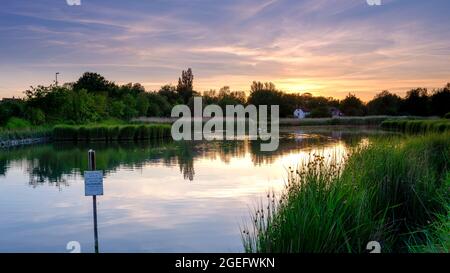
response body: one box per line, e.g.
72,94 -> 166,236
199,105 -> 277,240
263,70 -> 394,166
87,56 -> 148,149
242,133 -> 450,253
53,124 -> 172,141
0,127 -> 52,141
381,119 -> 450,133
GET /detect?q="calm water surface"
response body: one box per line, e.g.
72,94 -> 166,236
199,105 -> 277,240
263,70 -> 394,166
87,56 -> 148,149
0,127 -> 389,253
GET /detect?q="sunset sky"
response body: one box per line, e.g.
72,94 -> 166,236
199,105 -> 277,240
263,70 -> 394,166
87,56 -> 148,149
1,0 -> 450,100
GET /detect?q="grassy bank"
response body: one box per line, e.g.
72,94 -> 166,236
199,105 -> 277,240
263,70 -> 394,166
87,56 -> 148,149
53,124 -> 172,141
0,117 -> 52,142
242,133 -> 450,253
0,127 -> 52,142
381,119 -> 450,133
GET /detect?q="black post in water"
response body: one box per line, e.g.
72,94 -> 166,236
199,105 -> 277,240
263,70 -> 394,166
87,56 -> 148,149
88,149 -> 99,253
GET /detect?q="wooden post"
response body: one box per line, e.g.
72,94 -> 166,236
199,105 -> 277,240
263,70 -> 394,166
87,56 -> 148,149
88,149 -> 99,254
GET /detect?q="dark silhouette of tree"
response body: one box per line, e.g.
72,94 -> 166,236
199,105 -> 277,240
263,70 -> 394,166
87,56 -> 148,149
250,81 -> 276,92
430,83 -> 450,116
177,68 -> 194,104
159,84 -> 181,104
401,88 -> 430,116
367,90 -> 402,115
0,98 -> 25,125
73,72 -> 115,93
340,93 -> 366,116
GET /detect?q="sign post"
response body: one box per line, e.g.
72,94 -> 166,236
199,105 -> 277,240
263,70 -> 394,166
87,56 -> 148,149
85,149 -> 103,253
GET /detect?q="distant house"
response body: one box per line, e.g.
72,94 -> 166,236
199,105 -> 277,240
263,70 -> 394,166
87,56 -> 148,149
330,107 -> 343,118
293,108 -> 311,119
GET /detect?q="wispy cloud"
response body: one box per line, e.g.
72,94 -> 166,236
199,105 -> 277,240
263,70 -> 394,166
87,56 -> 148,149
0,0 -> 449,99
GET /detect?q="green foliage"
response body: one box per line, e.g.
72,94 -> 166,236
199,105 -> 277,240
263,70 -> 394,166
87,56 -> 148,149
407,174 -> 449,254
0,98 -> 25,125
381,119 -> 450,133
52,124 -> 172,141
177,68 -> 194,104
25,108 -> 46,125
444,112 -> 450,119
5,117 -> 31,129
242,133 -> 450,253
73,72 -> 115,94
3,72 -> 448,127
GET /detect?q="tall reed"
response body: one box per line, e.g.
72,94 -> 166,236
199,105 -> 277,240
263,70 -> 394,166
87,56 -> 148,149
242,133 -> 450,253
381,119 -> 450,133
53,124 -> 172,141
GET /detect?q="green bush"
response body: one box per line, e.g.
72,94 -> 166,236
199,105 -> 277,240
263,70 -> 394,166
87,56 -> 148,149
5,117 -> 31,129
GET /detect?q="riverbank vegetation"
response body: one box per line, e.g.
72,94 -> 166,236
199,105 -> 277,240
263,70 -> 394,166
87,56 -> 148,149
1,70 -> 449,128
381,119 -> 450,133
242,133 -> 450,253
53,124 -> 172,141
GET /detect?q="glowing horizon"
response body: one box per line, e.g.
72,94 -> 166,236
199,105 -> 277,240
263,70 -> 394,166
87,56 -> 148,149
1,0 -> 450,101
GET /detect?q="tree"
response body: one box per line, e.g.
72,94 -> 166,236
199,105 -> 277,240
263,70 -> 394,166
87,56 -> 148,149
401,88 -> 430,116
340,93 -> 366,116
136,93 -> 150,116
430,83 -> 450,117
0,98 -> 25,125
367,90 -> 402,115
250,81 -> 276,93
25,108 -> 46,125
158,84 -> 180,105
177,68 -> 194,104
73,72 -> 115,93
122,94 -> 138,120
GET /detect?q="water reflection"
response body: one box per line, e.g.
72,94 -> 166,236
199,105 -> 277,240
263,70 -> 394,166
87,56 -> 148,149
0,127 -> 392,253
0,127 -> 384,186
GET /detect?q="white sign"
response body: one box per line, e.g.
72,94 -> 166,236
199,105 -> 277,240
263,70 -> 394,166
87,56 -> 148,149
84,171 -> 104,196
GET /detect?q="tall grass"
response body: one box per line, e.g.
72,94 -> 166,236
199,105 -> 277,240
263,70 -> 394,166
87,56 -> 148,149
0,127 -> 52,142
53,124 -> 172,141
381,119 -> 450,133
242,133 -> 450,253
406,173 -> 449,253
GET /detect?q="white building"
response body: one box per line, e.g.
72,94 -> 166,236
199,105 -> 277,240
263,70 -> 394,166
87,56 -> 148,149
293,108 -> 310,119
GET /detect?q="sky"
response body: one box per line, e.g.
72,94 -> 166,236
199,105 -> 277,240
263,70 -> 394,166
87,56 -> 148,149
0,0 -> 450,101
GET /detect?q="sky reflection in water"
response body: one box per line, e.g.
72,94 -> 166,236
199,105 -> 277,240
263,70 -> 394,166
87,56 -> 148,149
0,127 -> 387,252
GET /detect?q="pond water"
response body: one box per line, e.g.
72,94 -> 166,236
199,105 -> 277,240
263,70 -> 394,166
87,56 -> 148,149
0,127 -> 389,253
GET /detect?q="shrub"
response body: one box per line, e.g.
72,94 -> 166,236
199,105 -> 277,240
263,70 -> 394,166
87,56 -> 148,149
5,117 -> 31,129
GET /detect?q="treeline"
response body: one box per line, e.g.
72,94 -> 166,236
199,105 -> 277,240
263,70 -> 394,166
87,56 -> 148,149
0,68 -> 449,126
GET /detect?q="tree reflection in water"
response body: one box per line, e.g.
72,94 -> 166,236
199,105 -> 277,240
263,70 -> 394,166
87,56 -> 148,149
0,127 -> 389,186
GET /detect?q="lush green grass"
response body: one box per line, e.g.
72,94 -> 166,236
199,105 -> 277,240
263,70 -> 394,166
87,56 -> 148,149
242,133 -> 450,253
52,124 -> 172,141
406,173 -> 449,253
381,119 -> 450,133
